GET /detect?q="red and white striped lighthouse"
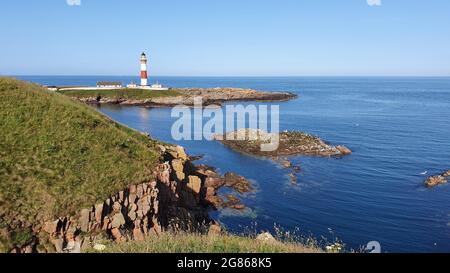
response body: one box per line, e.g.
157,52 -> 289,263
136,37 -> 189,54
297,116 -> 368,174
140,52 -> 148,86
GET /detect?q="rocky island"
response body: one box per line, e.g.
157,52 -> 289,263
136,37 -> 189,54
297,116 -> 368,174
215,128 -> 352,157
57,87 -> 297,107
424,170 -> 450,188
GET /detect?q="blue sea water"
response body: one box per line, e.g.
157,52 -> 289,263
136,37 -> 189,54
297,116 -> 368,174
18,76 -> 450,253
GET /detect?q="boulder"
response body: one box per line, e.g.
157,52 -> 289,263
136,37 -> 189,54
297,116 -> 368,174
128,210 -> 137,221
102,217 -> 111,230
224,172 -> 253,193
189,154 -> 204,161
425,175 -> 448,188
129,203 -> 137,212
64,240 -> 81,253
289,173 -> 297,185
79,208 -> 91,232
94,203 -> 104,223
205,187 -> 216,198
256,232 -> 277,243
222,194 -> 245,210
187,175 -> 202,194
157,169 -> 171,184
443,170 -> 450,177
43,220 -> 60,235
204,195 -> 224,208
51,237 -> 64,253
336,145 -> 352,155
171,159 -> 185,181
208,222 -> 222,237
152,220 -> 162,235
279,159 -> 292,169
195,165 -> 219,177
111,213 -> 126,229
167,150 -> 179,160
128,192 -> 137,205
136,184 -> 144,198
157,145 -> 166,153
175,146 -> 188,161
129,184 -> 137,194
205,177 -> 225,189
93,244 -> 106,251
231,204 -> 246,210
112,202 -> 122,213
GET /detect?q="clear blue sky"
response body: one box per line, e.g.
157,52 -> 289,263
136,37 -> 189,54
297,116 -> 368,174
1,0 -> 449,76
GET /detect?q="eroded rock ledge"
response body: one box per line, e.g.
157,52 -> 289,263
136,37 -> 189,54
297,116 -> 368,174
5,145 -> 253,253
76,88 -> 297,107
215,129 -> 352,157
424,170 -> 450,188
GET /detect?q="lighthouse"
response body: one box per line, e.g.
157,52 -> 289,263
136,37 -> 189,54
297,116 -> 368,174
140,52 -> 148,86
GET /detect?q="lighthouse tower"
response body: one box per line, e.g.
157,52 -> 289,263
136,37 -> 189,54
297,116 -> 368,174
140,52 -> 148,86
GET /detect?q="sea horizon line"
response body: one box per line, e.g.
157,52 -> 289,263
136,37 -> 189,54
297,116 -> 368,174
5,74 -> 450,78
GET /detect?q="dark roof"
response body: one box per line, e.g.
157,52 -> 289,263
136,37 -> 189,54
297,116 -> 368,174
97,81 -> 122,86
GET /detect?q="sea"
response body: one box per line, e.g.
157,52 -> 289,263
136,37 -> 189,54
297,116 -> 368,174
17,76 -> 450,253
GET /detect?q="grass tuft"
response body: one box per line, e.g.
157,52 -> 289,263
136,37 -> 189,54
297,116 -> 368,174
85,232 -> 323,253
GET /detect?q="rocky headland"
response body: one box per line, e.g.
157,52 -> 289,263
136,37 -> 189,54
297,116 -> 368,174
72,87 -> 297,107
424,170 -> 450,188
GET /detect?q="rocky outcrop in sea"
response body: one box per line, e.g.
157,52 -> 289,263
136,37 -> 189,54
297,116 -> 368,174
424,170 -> 450,188
215,128 -> 352,157
75,87 -> 297,107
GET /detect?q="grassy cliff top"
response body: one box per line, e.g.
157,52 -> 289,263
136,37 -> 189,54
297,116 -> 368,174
0,78 -> 161,229
57,88 -> 182,99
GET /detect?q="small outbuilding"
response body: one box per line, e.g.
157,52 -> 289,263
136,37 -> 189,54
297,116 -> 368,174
96,81 -> 122,88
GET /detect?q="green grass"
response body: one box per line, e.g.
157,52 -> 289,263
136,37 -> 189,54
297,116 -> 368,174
85,232 -> 323,253
57,88 -> 182,99
0,78 -> 162,248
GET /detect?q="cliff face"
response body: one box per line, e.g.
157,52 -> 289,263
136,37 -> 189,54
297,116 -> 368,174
5,145 -> 229,253
4,139 -> 255,253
